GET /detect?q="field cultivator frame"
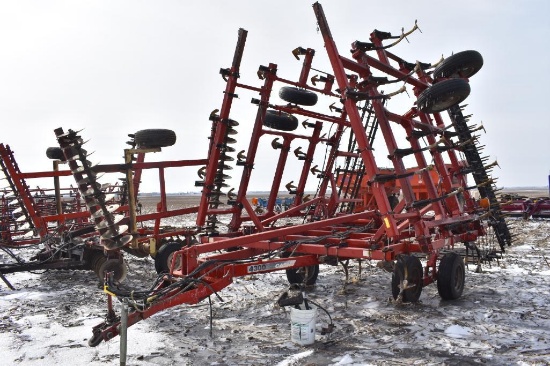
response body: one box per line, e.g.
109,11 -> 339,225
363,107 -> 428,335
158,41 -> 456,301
499,193 -> 550,219
47,2 -> 512,346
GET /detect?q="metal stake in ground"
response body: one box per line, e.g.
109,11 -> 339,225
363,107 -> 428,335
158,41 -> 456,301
120,299 -> 128,366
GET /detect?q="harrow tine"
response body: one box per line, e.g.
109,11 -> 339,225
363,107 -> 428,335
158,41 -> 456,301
227,188 -> 236,200
457,136 -> 478,147
237,150 -> 246,162
483,160 -> 500,170
469,122 -> 486,134
429,54 -> 445,69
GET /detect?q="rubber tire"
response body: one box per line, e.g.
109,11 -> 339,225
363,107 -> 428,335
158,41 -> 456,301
83,249 -> 103,270
88,332 -> 103,347
135,129 -> 177,149
388,195 -> 399,210
46,147 -> 65,160
154,242 -> 183,274
263,110 -> 299,132
433,50 -> 483,79
391,255 -> 423,302
88,251 -> 106,272
282,252 -> 319,286
417,78 -> 470,113
279,86 -> 318,106
437,252 -> 465,300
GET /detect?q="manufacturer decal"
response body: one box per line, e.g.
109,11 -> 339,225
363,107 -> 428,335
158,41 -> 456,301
247,259 -> 297,273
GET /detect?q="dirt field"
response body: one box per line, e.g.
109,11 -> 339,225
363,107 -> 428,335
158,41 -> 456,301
1,189 -> 549,365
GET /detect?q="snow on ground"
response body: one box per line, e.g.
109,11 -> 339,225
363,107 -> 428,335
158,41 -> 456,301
1,219 -> 550,365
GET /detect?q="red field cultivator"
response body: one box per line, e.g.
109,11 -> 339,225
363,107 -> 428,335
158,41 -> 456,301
499,193 -> 550,219
0,143 -> 127,285
49,2 -> 511,346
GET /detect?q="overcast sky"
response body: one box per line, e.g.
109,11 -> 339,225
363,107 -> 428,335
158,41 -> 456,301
1,1 -> 549,194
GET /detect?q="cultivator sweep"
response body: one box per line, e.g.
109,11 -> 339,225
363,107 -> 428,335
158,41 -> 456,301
43,3 -> 512,346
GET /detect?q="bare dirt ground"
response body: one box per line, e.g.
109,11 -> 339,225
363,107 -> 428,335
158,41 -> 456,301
1,191 -> 550,365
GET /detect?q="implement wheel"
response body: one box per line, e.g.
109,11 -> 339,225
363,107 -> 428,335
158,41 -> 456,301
279,86 -> 318,106
282,253 -> 319,286
88,332 -> 103,347
84,249 -> 103,270
46,147 -> 65,160
154,242 -> 183,274
417,78 -> 470,113
437,252 -> 465,300
388,195 -> 399,210
88,251 -> 105,272
135,129 -> 177,149
391,255 -> 423,302
433,50 -> 483,79
263,110 -> 299,132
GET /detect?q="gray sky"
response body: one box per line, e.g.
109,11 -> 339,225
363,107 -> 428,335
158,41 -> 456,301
1,1 -> 549,193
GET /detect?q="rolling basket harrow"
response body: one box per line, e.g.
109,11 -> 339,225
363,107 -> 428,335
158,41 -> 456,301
3,2 -> 513,346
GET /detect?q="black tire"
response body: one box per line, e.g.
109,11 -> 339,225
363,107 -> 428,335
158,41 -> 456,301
282,252 -> 319,286
263,110 -> 299,132
83,249 -> 103,270
388,195 -> 399,210
279,86 -> 318,106
154,242 -> 183,274
437,252 -> 465,300
46,147 -> 65,160
391,255 -> 423,302
433,50 -> 483,79
88,332 -> 103,347
89,251 -> 106,273
417,78 -> 470,113
135,129 -> 177,149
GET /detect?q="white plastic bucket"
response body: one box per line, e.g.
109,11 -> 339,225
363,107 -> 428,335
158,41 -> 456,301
290,305 -> 317,345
